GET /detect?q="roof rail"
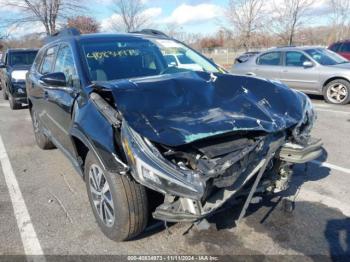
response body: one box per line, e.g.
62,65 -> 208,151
44,27 -> 80,44
131,29 -> 168,38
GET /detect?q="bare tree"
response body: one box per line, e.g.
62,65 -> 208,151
112,0 -> 149,32
226,0 -> 265,51
0,0 -> 86,36
329,0 -> 350,41
271,0 -> 315,45
66,16 -> 100,34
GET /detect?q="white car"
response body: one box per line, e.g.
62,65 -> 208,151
164,54 -> 203,71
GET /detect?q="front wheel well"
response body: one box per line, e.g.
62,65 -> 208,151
323,77 -> 350,89
72,136 -> 89,176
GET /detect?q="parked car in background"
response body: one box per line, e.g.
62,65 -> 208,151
231,46 -> 350,104
0,48 -> 38,109
26,28 -> 321,241
234,51 -> 260,64
329,40 -> 350,60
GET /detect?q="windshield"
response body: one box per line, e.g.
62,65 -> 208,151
81,38 -> 219,82
305,48 -> 348,66
10,51 -> 37,66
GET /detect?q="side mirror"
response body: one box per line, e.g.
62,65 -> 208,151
40,72 -> 66,87
303,61 -> 313,68
0,62 -> 6,68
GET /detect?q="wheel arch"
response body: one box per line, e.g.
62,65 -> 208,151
323,77 -> 350,91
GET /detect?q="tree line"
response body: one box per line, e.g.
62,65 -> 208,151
0,0 -> 349,51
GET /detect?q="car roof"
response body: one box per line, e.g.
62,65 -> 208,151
7,48 -> 39,53
266,46 -> 325,52
44,28 -> 171,47
331,40 -> 350,44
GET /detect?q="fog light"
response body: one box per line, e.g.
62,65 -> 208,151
141,166 -> 161,185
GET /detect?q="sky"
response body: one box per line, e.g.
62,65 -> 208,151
0,0 -> 331,37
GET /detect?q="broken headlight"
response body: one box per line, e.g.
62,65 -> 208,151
292,96 -> 316,145
121,121 -> 205,200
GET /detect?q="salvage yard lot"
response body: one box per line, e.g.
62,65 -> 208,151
0,94 -> 349,260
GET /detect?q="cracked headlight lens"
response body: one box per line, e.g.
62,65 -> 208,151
121,121 -> 205,199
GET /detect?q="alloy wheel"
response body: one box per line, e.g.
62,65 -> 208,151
88,164 -> 115,227
327,83 -> 348,104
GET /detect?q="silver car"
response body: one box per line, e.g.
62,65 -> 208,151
231,47 -> 350,104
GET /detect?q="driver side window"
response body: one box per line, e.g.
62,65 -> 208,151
54,45 -> 79,88
40,46 -> 57,75
285,51 -> 311,67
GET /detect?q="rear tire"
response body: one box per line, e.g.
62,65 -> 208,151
30,109 -> 55,149
9,94 -> 21,110
85,152 -> 148,241
323,79 -> 350,105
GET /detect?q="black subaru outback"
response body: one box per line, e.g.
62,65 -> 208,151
0,48 -> 38,109
26,28 -> 322,241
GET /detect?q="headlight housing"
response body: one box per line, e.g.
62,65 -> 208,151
292,96 -> 316,145
11,70 -> 27,82
121,121 -> 205,200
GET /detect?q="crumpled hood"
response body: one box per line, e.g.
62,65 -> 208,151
107,71 -> 308,147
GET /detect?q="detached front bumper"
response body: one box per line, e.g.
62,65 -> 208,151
277,138 -> 323,164
152,137 -> 323,223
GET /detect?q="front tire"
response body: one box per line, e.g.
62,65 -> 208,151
30,109 -> 55,149
323,79 -> 350,105
85,152 -> 148,241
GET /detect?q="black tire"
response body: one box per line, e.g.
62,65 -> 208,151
9,94 -> 21,110
85,152 -> 148,241
30,109 -> 56,149
323,79 -> 350,105
3,89 -> 8,100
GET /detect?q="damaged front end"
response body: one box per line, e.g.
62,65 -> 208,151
120,118 -> 322,223
91,72 -> 323,223
122,122 -> 322,222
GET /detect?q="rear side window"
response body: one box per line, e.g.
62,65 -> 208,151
40,46 -> 58,74
33,49 -> 45,71
339,43 -> 350,52
257,52 -> 282,66
54,45 -> 79,88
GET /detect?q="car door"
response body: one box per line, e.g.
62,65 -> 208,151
43,43 -> 80,156
31,45 -> 59,130
279,51 -> 319,92
254,51 -> 283,80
